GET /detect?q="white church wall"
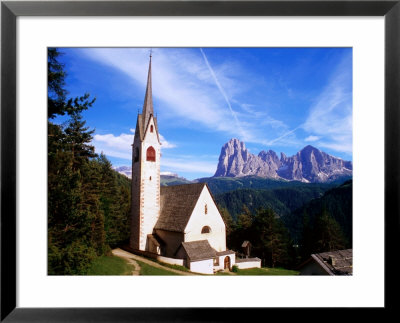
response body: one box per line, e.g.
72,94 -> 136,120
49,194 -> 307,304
138,117 -> 161,251
190,259 -> 214,274
184,186 -> 226,252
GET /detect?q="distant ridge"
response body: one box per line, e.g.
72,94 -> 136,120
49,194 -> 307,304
214,138 -> 352,183
113,166 -> 194,186
113,166 -> 132,179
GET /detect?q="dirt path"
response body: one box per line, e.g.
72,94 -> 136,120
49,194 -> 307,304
112,248 -> 197,276
112,248 -> 140,275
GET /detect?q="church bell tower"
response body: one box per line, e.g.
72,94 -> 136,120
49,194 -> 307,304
130,54 -> 161,251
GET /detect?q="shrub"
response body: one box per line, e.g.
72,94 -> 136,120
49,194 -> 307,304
232,265 -> 239,273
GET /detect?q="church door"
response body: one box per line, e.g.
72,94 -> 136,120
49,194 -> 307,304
224,256 -> 230,270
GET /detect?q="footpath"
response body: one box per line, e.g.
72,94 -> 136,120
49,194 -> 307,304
111,248 -> 197,276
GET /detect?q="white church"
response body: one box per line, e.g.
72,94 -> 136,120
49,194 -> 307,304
129,55 -> 261,274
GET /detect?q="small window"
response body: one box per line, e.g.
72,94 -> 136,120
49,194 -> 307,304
146,146 -> 156,162
205,204 -> 208,214
201,226 -> 211,234
150,125 -> 154,133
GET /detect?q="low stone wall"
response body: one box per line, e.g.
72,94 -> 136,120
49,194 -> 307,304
235,258 -> 261,269
157,256 -> 184,266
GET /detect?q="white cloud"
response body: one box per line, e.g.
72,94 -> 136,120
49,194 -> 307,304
161,157 -> 216,176
305,135 -> 320,142
93,133 -> 133,159
79,48 -> 267,146
92,131 -> 175,160
159,134 -> 176,149
302,53 -> 352,155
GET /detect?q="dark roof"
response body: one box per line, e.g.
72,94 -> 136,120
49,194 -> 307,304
154,183 -> 206,232
135,114 -> 144,141
180,240 -> 217,262
216,250 -> 235,256
312,249 -> 353,275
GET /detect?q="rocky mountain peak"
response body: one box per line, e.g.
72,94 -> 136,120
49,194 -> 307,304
214,139 -> 352,183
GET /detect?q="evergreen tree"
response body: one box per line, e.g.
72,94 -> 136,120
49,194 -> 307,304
48,48 -> 67,119
64,114 -> 97,170
251,208 -> 292,268
231,205 -> 253,251
48,48 -> 104,274
97,153 -> 131,248
312,209 -> 347,253
299,210 -> 314,260
48,48 -> 95,119
237,205 -> 252,230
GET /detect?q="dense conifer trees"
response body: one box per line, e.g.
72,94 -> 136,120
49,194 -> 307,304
47,49 -> 131,274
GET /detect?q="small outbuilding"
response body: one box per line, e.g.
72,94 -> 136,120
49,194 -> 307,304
176,240 -> 217,274
298,249 -> 353,275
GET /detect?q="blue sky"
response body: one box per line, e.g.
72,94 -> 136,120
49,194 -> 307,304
54,47 -> 352,180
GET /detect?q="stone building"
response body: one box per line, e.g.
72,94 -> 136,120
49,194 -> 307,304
129,55 -> 260,274
298,249 -> 353,275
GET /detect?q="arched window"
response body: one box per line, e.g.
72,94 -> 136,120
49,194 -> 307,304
150,125 -> 154,133
146,146 -> 156,162
201,226 -> 211,234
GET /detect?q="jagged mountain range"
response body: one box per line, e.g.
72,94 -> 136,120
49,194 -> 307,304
214,138 -> 352,183
114,138 -> 352,184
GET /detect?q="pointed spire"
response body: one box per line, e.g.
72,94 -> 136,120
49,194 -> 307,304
142,53 -> 153,132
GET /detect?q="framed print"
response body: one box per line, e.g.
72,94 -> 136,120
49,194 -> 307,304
1,0 -> 399,321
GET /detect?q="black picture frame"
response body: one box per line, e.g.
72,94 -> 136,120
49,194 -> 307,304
1,0 -> 399,321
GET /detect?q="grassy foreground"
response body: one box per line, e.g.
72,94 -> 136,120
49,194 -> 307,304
216,267 -> 299,275
87,255 -> 134,275
135,259 -> 182,275
86,254 -> 298,276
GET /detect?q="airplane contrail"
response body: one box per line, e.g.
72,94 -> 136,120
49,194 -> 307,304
267,126 -> 302,145
199,48 -> 246,139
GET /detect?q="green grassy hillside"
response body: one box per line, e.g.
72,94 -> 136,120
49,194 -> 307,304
87,255 -> 134,275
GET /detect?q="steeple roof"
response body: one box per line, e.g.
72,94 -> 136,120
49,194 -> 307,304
134,53 -> 161,144
142,54 -> 153,133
